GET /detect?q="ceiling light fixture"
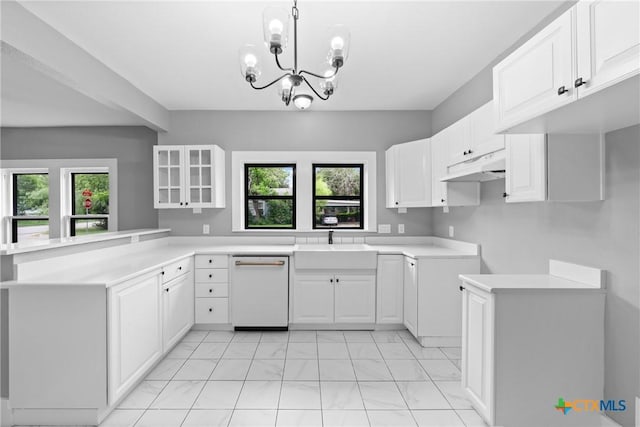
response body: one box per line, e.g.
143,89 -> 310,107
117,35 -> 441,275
239,0 -> 350,110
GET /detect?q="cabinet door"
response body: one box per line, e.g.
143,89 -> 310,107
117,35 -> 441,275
461,286 -> 494,424
163,273 -> 195,351
447,117 -> 470,167
292,274 -> 334,323
493,8 -> 576,132
467,101 -> 505,159
396,139 -> 432,207
334,274 -> 376,323
505,134 -> 546,203
376,255 -> 404,324
576,0 -> 640,98
108,273 -> 163,404
430,132 -> 448,207
153,146 -> 185,208
403,257 -> 418,337
185,146 -> 217,208
385,145 -> 399,208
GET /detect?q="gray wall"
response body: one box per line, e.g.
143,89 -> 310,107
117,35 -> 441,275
0,126 -> 159,231
158,111 -> 433,237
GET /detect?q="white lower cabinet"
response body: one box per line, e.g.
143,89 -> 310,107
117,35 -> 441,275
404,256 -> 481,346
376,255 -> 404,324
162,271 -> 194,352
109,272 -> 163,404
403,257 -> 418,336
460,279 -> 605,427
194,255 -> 229,324
293,272 -> 375,324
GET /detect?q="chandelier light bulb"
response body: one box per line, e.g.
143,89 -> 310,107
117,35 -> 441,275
269,19 -> 284,35
281,77 -> 293,91
330,36 -> 345,50
244,54 -> 258,68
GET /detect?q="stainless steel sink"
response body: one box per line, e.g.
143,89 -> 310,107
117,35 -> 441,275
294,244 -> 377,269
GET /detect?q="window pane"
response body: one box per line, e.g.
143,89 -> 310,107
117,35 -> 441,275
247,199 -> 294,228
14,219 -> 50,242
314,201 -> 361,228
73,173 -> 109,215
14,174 -> 49,216
315,166 -> 360,197
71,218 -> 109,236
248,166 -> 294,196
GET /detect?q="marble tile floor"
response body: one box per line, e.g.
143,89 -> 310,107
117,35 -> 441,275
100,330 -> 486,427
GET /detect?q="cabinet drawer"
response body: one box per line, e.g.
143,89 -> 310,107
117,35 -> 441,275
195,255 -> 228,269
195,283 -> 228,298
195,298 -> 228,324
162,257 -> 192,283
195,269 -> 228,283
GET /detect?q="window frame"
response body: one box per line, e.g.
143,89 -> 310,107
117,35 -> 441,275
244,163 -> 297,230
312,163 -> 364,230
9,170 -> 50,244
69,171 -> 110,237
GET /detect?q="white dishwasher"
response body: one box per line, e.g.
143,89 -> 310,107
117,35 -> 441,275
230,255 -> 289,330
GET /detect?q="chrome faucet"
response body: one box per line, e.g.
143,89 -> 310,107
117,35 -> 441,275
328,230 -> 334,244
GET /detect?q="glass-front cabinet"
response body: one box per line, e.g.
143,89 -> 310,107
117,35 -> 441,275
153,145 -> 225,209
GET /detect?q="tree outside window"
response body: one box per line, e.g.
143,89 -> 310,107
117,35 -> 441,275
245,164 -> 296,229
12,173 -> 49,243
313,164 -> 363,229
71,173 -> 110,236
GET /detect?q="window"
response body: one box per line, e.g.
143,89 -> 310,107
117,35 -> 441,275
70,172 -> 110,237
313,164 -> 363,229
11,173 -> 50,243
245,164 -> 296,229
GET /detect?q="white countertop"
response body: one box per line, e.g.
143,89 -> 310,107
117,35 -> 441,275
459,274 -> 604,293
3,237 -> 479,288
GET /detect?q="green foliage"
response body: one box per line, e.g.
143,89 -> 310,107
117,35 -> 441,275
317,167 -> 360,196
74,174 -> 109,214
248,167 -> 291,196
247,166 -> 293,227
15,174 -> 49,215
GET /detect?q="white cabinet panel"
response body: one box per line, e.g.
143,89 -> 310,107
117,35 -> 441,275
195,298 -> 229,323
403,257 -> 418,337
447,117 -> 470,166
376,255 -> 404,324
461,286 -> 494,423
576,0 -> 640,97
153,146 -> 185,208
505,134 -> 547,203
467,101 -> 505,158
430,132 -> 448,207
293,274 -> 334,323
334,275 -> 376,323
493,8 -> 576,132
386,139 -> 431,208
162,272 -> 194,351
108,273 -> 163,404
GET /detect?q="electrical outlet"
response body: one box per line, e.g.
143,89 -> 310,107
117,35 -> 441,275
203,224 -> 210,235
378,224 -> 391,234
443,206 -> 449,213
398,224 -> 405,234
449,226 -> 454,237
130,235 -> 139,243
193,207 -> 202,214
397,207 -> 407,214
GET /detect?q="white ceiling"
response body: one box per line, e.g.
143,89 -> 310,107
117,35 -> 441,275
4,0 -> 564,120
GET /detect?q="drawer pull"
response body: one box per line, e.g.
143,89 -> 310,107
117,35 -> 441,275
557,86 -> 569,95
178,266 -> 182,270
209,274 -> 212,278
459,285 -> 465,291
209,308 -> 213,312
209,259 -> 212,263
235,260 -> 285,266
161,271 -> 165,275
209,289 -> 213,293
165,288 -> 169,292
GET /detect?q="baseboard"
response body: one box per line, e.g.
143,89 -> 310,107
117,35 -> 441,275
418,336 -> 461,347
191,324 -> 233,331
636,396 -> 639,427
11,408 -> 99,425
289,323 -> 375,330
1,399 -> 11,427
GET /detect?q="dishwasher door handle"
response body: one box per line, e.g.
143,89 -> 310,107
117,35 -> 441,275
234,260 -> 286,266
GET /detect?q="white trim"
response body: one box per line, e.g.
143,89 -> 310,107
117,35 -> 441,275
0,159 -> 118,243
231,151 -> 377,232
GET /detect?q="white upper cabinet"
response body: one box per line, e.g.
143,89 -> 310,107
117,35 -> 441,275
446,117 -> 470,167
493,8 -> 576,132
576,0 -> 640,97
466,101 -> 506,159
504,133 -> 603,203
385,138 -> 432,208
494,0 -> 639,134
153,145 -> 225,209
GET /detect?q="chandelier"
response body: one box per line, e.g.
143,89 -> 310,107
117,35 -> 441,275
239,0 -> 350,110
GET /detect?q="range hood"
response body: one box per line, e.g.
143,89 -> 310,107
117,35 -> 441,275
440,150 -> 506,182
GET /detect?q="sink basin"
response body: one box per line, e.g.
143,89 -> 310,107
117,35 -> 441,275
294,244 -> 377,269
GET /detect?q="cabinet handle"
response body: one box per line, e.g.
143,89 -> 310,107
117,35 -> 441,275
209,288 -> 213,293
441,199 -> 445,203
463,150 -> 468,155
503,192 -> 508,198
557,86 -> 569,95
178,266 -> 182,270
395,202 -> 399,205
468,149 -> 473,154
459,285 -> 465,291
209,259 -> 212,263
336,278 -> 340,283
574,77 -> 587,88
185,202 -> 189,206
180,202 -> 184,206
161,271 -> 165,275
209,308 -> 213,312
209,274 -> 212,278
165,288 -> 169,292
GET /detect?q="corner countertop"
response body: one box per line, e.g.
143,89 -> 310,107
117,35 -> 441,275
459,274 -> 605,293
